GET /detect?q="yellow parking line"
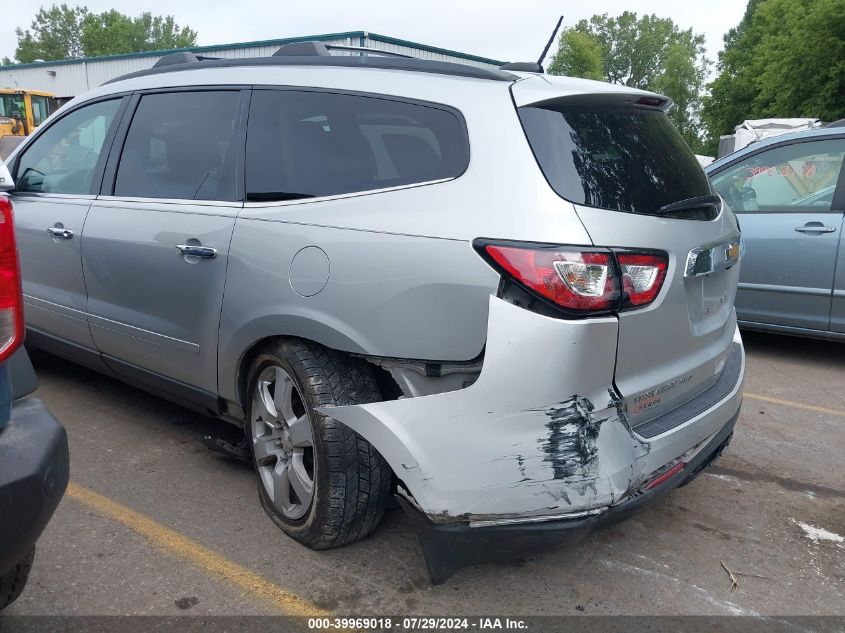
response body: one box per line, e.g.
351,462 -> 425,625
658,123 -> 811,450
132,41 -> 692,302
745,392 -> 845,419
66,482 -> 329,617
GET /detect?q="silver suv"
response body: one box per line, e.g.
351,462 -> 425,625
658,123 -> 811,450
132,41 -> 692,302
0,43 -> 745,582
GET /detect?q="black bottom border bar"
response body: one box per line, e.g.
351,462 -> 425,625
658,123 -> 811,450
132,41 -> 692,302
0,616 -> 843,633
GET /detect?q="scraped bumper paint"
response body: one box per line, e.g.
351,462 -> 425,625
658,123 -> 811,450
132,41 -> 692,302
321,296 -> 745,525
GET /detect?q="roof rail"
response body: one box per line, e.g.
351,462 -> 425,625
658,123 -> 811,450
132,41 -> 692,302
153,52 -> 200,67
108,51 -> 518,85
500,61 -> 543,73
273,40 -> 414,59
324,44 -> 414,59
272,41 -> 330,57
153,51 -> 220,67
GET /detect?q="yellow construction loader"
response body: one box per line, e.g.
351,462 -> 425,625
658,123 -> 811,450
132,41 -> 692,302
0,88 -> 60,159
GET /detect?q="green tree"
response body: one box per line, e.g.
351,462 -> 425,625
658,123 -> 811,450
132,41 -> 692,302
546,29 -> 603,80
548,12 -> 709,151
14,4 -> 87,63
703,0 -> 845,153
81,11 -> 197,57
11,4 -> 198,63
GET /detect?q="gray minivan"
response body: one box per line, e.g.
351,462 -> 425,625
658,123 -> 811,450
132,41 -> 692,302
0,43 -> 744,581
707,128 -> 845,340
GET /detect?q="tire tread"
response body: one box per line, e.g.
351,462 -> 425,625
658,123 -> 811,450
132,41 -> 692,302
251,339 -> 392,549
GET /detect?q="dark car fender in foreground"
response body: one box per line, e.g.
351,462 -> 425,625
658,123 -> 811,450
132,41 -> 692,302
0,347 -> 69,607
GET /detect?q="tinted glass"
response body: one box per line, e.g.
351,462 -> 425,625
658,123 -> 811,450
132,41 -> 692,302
246,90 -> 468,201
710,139 -> 844,213
518,104 -> 711,215
115,91 -> 241,201
16,98 -> 121,195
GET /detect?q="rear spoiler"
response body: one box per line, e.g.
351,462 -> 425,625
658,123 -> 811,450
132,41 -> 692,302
511,75 -> 673,112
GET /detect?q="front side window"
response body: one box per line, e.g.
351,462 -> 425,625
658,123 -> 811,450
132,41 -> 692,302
245,90 -> 469,201
710,139 -> 844,213
114,91 -> 241,201
15,98 -> 121,195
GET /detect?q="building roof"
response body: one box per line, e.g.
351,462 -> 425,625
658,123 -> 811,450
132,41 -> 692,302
0,88 -> 55,96
2,31 -> 505,70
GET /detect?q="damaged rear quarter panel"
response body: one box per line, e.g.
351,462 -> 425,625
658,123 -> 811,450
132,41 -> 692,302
320,296 -> 650,523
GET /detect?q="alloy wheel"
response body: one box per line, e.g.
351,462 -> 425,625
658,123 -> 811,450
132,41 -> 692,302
250,365 -> 316,520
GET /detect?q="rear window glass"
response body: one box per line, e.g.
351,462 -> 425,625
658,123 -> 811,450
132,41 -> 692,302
246,90 -> 469,201
518,104 -> 711,215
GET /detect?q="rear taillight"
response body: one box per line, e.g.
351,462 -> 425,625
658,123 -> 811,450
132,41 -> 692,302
483,245 -> 618,311
476,240 -> 668,316
0,197 -> 23,363
617,252 -> 668,307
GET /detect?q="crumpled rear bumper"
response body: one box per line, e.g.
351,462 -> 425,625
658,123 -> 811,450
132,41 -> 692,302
402,411 -> 737,583
323,295 -> 744,516
321,296 -> 744,579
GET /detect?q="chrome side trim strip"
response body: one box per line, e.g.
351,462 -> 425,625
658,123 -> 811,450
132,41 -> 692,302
23,295 -> 88,322
24,295 -> 200,354
737,282 -> 832,297
88,315 -> 199,354
242,177 -> 453,210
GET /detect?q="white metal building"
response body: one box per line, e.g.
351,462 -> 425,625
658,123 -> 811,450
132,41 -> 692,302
0,31 -> 504,99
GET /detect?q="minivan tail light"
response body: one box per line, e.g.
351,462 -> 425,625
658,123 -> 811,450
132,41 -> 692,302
617,253 -> 668,306
482,245 -> 618,312
476,241 -> 668,315
0,198 -> 24,363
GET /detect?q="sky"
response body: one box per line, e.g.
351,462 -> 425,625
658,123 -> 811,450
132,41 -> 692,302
0,0 -> 748,65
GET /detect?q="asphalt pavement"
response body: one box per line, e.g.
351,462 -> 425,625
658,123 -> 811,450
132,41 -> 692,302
5,330 -> 844,617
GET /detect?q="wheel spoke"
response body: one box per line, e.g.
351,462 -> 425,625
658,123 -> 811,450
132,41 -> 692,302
289,454 -> 314,505
252,435 -> 277,464
272,460 -> 292,509
288,414 -> 313,448
258,378 -> 278,419
274,368 -> 297,424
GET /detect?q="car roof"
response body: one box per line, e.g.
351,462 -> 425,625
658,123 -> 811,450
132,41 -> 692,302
707,127 -> 845,172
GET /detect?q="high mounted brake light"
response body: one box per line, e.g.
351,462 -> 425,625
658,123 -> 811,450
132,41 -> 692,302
0,197 -> 24,363
475,240 -> 668,316
635,96 -> 666,107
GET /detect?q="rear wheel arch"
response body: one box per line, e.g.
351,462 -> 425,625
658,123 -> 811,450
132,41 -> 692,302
220,313 -> 373,410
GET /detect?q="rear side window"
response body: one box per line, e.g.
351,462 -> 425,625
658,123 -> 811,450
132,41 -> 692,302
114,91 -> 241,201
246,90 -> 468,201
518,104 -> 712,215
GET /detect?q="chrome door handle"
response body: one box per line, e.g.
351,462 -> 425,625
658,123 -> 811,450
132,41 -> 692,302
46,226 -> 74,239
176,244 -> 217,259
794,225 -> 836,233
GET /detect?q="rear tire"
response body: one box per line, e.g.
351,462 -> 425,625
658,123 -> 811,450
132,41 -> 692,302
245,339 -> 392,549
0,548 -> 34,611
